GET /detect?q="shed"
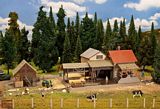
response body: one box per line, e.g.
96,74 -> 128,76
12,60 -> 37,87
62,63 -> 89,81
108,50 -> 140,80
80,48 -> 106,62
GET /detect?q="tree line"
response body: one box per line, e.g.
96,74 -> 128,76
0,6 -> 160,78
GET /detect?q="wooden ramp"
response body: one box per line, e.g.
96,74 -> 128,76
53,78 -> 66,90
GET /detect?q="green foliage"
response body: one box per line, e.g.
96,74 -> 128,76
102,19 -> 113,52
153,44 -> 160,82
32,6 -> 58,72
74,35 -> 82,62
150,22 -> 157,65
81,12 -> 96,51
62,34 -> 72,63
94,19 -> 104,50
125,15 -> 137,51
75,12 -> 80,37
16,27 -> 30,62
56,5 -> 66,62
1,30 -> 16,74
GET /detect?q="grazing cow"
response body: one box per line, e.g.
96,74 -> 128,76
86,94 -> 97,102
132,90 -> 143,98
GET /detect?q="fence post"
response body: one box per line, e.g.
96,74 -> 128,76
77,98 -> 79,108
153,98 -> 155,108
93,99 -> 96,108
31,98 -> 34,109
110,98 -> 112,108
126,98 -> 129,108
60,98 -> 63,108
143,98 -> 145,108
50,98 -> 53,109
12,99 -> 15,109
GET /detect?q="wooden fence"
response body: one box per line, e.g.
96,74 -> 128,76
4,98 -> 160,109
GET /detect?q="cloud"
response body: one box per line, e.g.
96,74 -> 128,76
103,17 -> 125,29
150,13 -> 160,20
70,0 -> 107,4
0,17 -> 33,40
124,0 -> 160,11
81,14 -> 94,19
71,0 -> 85,4
133,18 -> 158,29
95,0 -> 107,4
40,0 -> 86,17
102,16 -> 158,30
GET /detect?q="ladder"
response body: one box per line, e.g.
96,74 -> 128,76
24,76 -> 31,86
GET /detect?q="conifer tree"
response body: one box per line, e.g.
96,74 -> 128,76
49,7 -> 56,30
150,22 -> 157,65
62,34 -> 72,63
75,12 -> 80,37
94,19 -> 104,50
102,19 -> 112,52
127,15 -> 137,51
56,6 -> 66,63
81,12 -> 96,51
32,6 -> 58,72
152,44 -> 160,82
74,35 -> 82,62
18,27 -> 30,62
1,30 -> 16,74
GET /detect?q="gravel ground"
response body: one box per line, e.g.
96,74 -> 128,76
70,82 -> 160,94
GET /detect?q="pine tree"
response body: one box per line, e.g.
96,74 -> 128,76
138,37 -> 152,70
56,5 -> 66,63
112,20 -> 121,49
1,30 -> 16,74
75,12 -> 80,37
32,6 -> 58,72
127,15 -> 137,51
49,7 -> 56,30
62,34 -> 72,63
102,19 -> 112,52
18,27 -> 30,62
94,12 -> 97,26
0,31 -> 3,64
94,19 -> 104,50
153,44 -> 160,82
136,26 -> 142,64
81,12 -> 96,51
8,12 -> 21,62
150,22 -> 157,64
74,35 -> 82,62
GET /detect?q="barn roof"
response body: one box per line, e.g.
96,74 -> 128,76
108,50 -> 137,64
88,60 -> 113,68
80,48 -> 100,59
12,60 -> 37,76
62,63 -> 89,69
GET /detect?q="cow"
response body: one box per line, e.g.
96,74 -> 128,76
132,90 -> 143,98
86,94 -> 97,102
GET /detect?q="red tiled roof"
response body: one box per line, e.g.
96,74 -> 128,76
108,50 -> 137,64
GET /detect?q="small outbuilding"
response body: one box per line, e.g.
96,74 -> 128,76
108,50 -> 140,81
12,60 -> 37,87
80,48 -> 106,62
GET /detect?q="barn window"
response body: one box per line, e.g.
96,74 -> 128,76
96,55 -> 103,59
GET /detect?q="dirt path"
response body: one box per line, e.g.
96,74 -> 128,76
70,82 -> 160,94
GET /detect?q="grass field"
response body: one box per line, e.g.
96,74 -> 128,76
3,91 -> 160,109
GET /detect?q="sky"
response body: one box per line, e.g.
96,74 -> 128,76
0,0 -> 160,39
